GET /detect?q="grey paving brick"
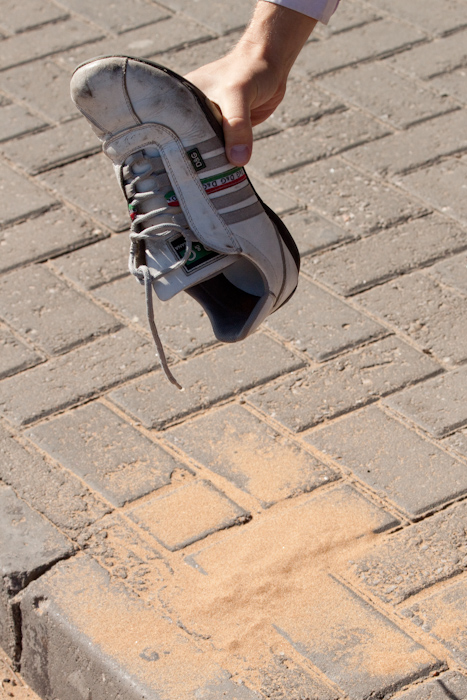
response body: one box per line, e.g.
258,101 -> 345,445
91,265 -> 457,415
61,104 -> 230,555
384,31 -> 467,80
157,0 -> 254,34
57,0 -> 170,34
367,0 -> 467,36
40,153 -> 129,232
345,110 -> 467,177
156,31 -> 241,74
266,277 -> 385,361
0,265 -> 121,356
0,60 -> 79,123
357,272 -> 467,366
275,575 -> 439,700
165,404 -> 337,507
0,0 -> 68,34
351,500 -> 467,604
94,275 -> 216,358
273,156 -> 429,237
52,233 -> 129,290
295,19 -> 426,78
26,402 -> 190,507
247,336 -> 441,432
258,653 -> 338,700
0,483 -> 73,661
430,67 -> 467,105
385,367 -> 467,438
55,17 -> 212,71
302,214 -> 467,296
443,429 -> 467,459
403,578 -> 467,666
1,119 -> 100,174
0,19 -> 103,71
249,108 -> 390,177
306,405 -> 467,516
397,156 -> 467,225
109,333 -> 305,429
0,163 -> 56,228
19,555 -> 261,700
429,252 -> 467,296
268,76 -> 345,129
314,0 -> 380,38
0,207 -> 103,274
129,479 -> 249,551
0,326 -> 43,379
282,208 -> 352,257
0,327 -> 157,426
248,174 -> 301,216
0,424 -> 110,537
395,673 -> 467,700
0,103 -> 45,143
317,62 -> 457,129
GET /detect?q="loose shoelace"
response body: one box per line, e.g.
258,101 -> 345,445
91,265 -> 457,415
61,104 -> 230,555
126,150 -> 193,390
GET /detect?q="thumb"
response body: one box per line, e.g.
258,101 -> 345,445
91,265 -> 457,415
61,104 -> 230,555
221,96 -> 253,167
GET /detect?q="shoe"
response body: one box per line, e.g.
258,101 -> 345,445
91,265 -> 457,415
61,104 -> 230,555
70,55 -> 300,388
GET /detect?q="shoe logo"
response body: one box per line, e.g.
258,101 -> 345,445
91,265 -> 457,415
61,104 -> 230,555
165,167 -> 246,207
187,147 -> 206,172
170,236 -> 221,273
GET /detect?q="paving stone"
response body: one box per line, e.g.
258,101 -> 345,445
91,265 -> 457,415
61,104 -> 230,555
0,163 -> 56,228
247,336 -> 441,432
156,0 -> 254,34
0,19 -> 103,71
129,479 -> 249,551
443,429 -> 467,459
52,233 -> 129,289
55,17 -> 212,71
346,109 -> 467,177
295,19 -> 425,78
357,272 -> 467,366
365,0 -> 467,36
395,673 -> 467,700
1,119 -> 100,174
384,31 -> 467,79
258,653 -> 338,700
275,575 -> 439,700
0,327 -> 157,426
26,402 -> 190,507
0,265 -> 121,356
385,367 -> 467,438
403,578 -> 467,666
0,60 -> 79,123
57,0 -> 169,34
248,174 -> 301,216
316,62 -> 457,129
0,207 -> 103,274
109,333 -> 305,429
0,103 -> 45,143
350,500 -> 467,604
273,156 -> 429,237
19,555 -> 261,700
314,0 -> 380,38
429,251 -> 467,295
269,76 -> 345,128
266,277 -> 385,361
0,0 -> 69,34
303,214 -> 467,295
40,153 -> 129,232
0,424 -> 110,537
306,405 -> 467,516
165,404 -> 337,507
0,326 -> 43,379
157,31 -> 242,75
282,208 -> 352,257
397,156 -> 467,225
94,275 -> 217,358
430,67 -> 467,105
249,108 -> 390,177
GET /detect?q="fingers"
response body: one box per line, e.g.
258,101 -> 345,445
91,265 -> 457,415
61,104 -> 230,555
221,95 -> 254,167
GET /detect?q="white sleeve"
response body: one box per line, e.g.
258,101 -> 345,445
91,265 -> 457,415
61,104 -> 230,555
260,0 -> 340,24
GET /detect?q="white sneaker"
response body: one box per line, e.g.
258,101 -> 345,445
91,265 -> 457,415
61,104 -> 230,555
70,55 -> 300,388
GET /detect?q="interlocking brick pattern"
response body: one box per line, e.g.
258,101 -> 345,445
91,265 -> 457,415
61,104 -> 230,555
1,1 -> 467,698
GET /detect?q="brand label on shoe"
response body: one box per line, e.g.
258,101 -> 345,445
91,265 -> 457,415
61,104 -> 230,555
187,147 -> 206,172
170,236 -> 221,273
165,167 -> 246,207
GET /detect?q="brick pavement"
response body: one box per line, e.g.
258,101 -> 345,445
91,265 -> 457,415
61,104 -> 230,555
0,1 -> 467,698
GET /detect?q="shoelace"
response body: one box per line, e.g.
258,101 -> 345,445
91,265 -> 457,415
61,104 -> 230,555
126,150 -> 192,390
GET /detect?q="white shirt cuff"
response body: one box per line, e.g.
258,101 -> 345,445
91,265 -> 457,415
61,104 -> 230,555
260,0 -> 340,24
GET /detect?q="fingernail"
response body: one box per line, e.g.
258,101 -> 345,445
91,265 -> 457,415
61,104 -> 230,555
229,144 -> 250,165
